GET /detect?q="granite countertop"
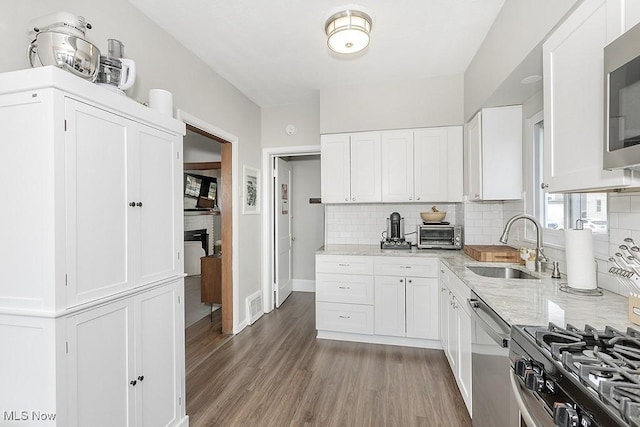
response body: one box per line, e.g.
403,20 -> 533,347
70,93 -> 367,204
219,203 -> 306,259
318,244 -> 636,331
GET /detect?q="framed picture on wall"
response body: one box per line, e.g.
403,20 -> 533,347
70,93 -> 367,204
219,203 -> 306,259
242,165 -> 260,215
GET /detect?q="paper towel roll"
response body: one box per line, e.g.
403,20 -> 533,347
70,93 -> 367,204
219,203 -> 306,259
148,89 -> 173,117
565,228 -> 597,290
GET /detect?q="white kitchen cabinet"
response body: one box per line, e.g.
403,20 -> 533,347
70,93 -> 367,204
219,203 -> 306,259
67,281 -> 184,427
543,0 -> 640,192
405,277 -> 440,339
466,106 -> 522,201
315,254 -> 375,335
381,130 -> 414,202
316,254 -> 440,345
373,257 -> 439,340
381,127 -> 463,203
65,99 -> 182,306
374,276 -> 406,336
439,263 -> 472,415
0,67 -> 186,427
320,131 -> 381,203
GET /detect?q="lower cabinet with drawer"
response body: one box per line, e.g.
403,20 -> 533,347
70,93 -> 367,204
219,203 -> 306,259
315,253 -> 440,349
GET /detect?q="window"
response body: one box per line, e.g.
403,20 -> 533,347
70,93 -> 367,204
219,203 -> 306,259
531,113 -> 607,234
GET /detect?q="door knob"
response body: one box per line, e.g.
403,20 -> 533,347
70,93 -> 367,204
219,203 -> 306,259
541,183 -> 549,189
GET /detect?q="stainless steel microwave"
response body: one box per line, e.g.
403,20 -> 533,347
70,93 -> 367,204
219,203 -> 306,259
417,224 -> 462,250
604,22 -> 640,170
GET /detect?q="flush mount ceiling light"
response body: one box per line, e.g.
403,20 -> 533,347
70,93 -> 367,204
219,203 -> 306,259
325,9 -> 373,54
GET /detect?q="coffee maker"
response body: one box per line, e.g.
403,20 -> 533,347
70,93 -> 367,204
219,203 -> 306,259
381,212 -> 411,249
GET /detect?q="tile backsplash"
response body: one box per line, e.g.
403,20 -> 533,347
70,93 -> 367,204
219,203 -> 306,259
325,203 -> 462,245
324,192 -> 640,297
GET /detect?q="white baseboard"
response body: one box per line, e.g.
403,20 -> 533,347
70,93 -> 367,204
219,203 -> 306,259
292,279 -> 315,292
235,319 -> 248,334
316,330 -> 443,350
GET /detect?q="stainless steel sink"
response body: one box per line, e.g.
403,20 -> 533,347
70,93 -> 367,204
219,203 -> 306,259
467,266 -> 537,280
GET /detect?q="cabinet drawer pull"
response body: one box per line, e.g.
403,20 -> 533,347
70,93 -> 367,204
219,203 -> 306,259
137,375 -> 144,381
338,286 -> 351,290
130,380 -> 137,386
129,202 -> 136,207
338,263 -> 350,267
400,265 -> 411,269
136,202 -> 143,207
339,315 -> 351,319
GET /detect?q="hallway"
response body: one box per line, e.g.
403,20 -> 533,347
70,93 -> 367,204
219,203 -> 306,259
185,292 -> 471,426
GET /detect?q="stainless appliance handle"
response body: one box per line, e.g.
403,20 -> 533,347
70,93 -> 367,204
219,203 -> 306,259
468,297 -> 510,348
509,370 -> 539,427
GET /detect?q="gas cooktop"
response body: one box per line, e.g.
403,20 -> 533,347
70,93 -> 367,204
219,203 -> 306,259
511,323 -> 640,426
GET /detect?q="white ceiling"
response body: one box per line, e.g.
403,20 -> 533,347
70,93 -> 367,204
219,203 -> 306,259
128,0 -> 506,108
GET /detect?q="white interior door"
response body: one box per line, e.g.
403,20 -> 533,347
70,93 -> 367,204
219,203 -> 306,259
274,157 -> 292,307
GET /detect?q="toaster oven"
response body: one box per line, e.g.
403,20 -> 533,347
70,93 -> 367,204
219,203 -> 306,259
417,224 -> 462,249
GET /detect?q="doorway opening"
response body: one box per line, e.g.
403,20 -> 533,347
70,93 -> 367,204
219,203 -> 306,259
262,146 -> 322,312
178,111 -> 238,338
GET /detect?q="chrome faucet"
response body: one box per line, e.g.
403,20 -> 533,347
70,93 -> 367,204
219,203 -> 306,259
499,214 -> 548,272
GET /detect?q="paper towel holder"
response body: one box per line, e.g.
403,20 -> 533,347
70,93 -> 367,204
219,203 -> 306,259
575,218 -> 585,230
559,260 -> 603,296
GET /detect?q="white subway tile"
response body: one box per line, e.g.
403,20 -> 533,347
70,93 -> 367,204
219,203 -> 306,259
609,195 -> 631,213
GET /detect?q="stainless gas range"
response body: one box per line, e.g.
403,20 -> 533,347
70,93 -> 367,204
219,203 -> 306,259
510,323 -> 640,426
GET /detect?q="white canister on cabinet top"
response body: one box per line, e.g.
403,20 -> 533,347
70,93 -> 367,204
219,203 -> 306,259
148,89 -> 173,117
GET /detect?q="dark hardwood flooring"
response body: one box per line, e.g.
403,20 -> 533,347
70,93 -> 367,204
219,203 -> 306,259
185,292 -> 471,426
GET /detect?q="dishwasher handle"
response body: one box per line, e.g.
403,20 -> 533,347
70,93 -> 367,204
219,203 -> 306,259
468,297 -> 510,348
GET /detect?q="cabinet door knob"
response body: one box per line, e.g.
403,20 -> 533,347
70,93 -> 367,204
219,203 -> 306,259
137,375 -> 144,381
136,202 -> 143,207
352,198 -> 355,201
129,202 -> 136,207
416,197 -> 420,201
130,380 -> 137,386
541,183 -> 549,189
345,198 -> 348,201
409,197 -> 413,201
408,279 -> 412,283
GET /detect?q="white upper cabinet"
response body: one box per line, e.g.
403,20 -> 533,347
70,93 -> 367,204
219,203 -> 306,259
466,106 -> 522,201
414,127 -> 463,203
543,0 -> 640,192
65,99 -> 182,307
321,126 -> 464,205
320,134 -> 351,203
350,132 -> 383,202
320,132 -> 381,203
381,130 -> 414,202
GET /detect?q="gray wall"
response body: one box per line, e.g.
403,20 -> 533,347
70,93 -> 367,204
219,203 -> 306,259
290,156 -> 323,282
319,75 -> 464,133
2,1 -> 262,329
464,0 -> 579,121
261,100 -> 320,148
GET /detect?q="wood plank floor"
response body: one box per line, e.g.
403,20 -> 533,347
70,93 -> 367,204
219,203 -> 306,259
186,292 -> 471,426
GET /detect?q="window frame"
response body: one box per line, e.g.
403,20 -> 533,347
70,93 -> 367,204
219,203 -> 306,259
524,110 -> 608,247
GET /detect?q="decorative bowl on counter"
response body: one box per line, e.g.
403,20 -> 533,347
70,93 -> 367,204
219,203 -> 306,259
420,211 -> 446,222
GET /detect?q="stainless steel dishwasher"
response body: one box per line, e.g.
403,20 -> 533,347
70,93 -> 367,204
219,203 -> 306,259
468,291 -> 518,427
